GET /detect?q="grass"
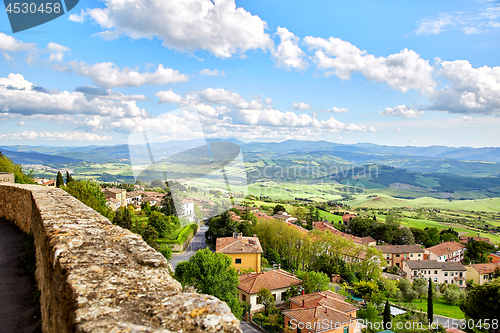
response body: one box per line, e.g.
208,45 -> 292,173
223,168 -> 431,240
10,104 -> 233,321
390,297 -> 465,320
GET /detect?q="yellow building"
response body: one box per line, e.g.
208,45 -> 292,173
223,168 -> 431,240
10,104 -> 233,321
465,263 -> 500,285
216,233 -> 263,273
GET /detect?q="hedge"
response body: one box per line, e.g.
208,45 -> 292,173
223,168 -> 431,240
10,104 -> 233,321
157,223 -> 198,245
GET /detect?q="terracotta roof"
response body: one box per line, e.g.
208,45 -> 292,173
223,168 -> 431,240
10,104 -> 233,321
289,292 -> 357,314
376,245 -> 425,254
405,260 -> 466,271
216,236 -> 263,254
285,221 -> 309,234
126,191 -> 142,197
426,241 -> 466,257
238,269 -> 301,294
282,306 -> 354,332
467,263 -> 500,274
106,198 -> 120,204
104,188 -> 126,194
459,236 -> 494,246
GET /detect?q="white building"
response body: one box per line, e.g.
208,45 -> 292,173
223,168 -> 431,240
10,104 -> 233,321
402,260 -> 467,289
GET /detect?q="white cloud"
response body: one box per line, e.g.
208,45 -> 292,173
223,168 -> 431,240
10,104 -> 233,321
304,36 -> 436,93
462,115 -> 472,121
427,60 -> 500,114
155,89 -> 186,104
380,105 -> 425,118
0,130 -> 112,141
58,61 -> 189,88
272,27 -> 308,71
47,42 -> 70,62
199,69 -> 226,76
68,9 -> 87,23
328,107 -> 349,113
0,73 -> 148,117
292,102 -> 311,110
0,33 -> 36,52
80,0 -> 273,58
415,3 -> 500,35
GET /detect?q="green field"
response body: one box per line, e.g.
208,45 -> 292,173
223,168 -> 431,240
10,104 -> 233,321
390,298 -> 465,320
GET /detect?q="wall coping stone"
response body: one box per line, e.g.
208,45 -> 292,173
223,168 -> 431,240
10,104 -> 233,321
0,183 -> 241,333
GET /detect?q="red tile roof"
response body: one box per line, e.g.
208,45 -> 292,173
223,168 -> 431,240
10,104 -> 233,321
238,269 -> 301,294
289,292 -> 357,314
467,263 -> 500,274
426,241 -> 466,257
314,222 -> 375,245
376,245 -> 424,254
216,235 -> 263,254
282,306 -> 355,332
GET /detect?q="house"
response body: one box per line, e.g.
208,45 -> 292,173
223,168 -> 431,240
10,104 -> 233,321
238,269 -> 302,313
342,214 -> 357,225
402,260 -> 467,288
141,197 -> 158,206
283,290 -> 359,333
180,199 -> 196,222
273,212 -> 298,224
459,236 -> 494,246
425,241 -> 466,262
376,245 -> 425,268
105,197 -> 121,211
103,188 -> 127,207
34,178 -> 56,187
232,205 -> 259,216
314,222 -> 376,246
216,233 -> 263,273
489,253 -> 500,264
126,191 -> 142,205
465,263 -> 500,285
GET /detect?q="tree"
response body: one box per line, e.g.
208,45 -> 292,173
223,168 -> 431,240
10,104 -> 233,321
257,288 -> 275,316
297,271 -> 329,294
413,278 -> 428,301
0,151 -> 35,184
463,240 -> 495,264
460,278 -> 500,330
397,226 -> 415,245
272,204 -> 286,215
64,180 -> 113,219
56,171 -> 64,188
206,211 -> 236,245
383,299 -> 391,330
176,249 -> 242,318
159,246 -> 172,260
443,288 -> 463,305
148,211 -> 172,238
427,278 -> 433,325
399,278 -> 418,302
66,171 -> 75,184
160,191 -> 177,217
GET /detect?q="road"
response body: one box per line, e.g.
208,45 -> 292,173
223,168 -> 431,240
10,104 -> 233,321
240,321 -> 266,333
169,225 -> 209,269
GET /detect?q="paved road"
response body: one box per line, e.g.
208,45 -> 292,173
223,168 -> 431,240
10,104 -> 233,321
240,321 -> 266,333
169,226 -> 209,269
434,315 -> 464,329
0,219 -> 41,333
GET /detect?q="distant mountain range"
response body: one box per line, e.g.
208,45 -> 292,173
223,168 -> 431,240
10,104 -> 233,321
1,139 -> 500,174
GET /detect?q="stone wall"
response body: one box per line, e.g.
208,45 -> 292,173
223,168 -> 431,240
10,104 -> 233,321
0,183 -> 241,333
0,172 -> 14,183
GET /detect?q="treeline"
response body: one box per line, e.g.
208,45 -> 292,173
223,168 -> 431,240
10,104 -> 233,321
0,151 -> 35,184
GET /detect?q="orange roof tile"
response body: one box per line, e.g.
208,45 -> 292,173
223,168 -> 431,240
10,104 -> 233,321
282,306 -> 355,332
468,263 -> 500,274
238,269 -> 301,294
216,236 -> 263,254
426,241 -> 466,257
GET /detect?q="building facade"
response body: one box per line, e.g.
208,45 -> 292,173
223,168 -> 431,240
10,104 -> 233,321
402,260 -> 467,288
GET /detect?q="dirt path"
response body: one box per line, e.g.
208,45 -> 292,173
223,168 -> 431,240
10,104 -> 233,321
0,219 -> 41,333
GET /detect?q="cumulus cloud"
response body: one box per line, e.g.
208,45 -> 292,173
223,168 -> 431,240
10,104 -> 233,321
380,105 -> 425,118
77,0 -> 273,58
47,42 -> 71,62
427,60 -> 500,114
0,73 -> 148,117
155,89 -> 186,104
57,61 -> 189,88
0,33 -> 36,52
292,102 -> 311,110
328,107 -> 349,113
199,69 -> 226,76
304,36 -> 436,93
0,131 -> 112,141
272,27 -> 308,71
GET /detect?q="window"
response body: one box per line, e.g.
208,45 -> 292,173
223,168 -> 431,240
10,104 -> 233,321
235,258 -> 242,264
281,292 -> 286,301
344,326 -> 349,333
451,272 -> 454,277
459,280 -> 463,285
414,270 -> 418,275
434,270 -> 438,274
434,278 -> 438,282
445,280 -> 448,284
395,254 -> 400,257
444,272 -> 448,276
459,273 -> 463,277
242,294 -> 246,302
272,294 -> 276,300
410,253 -> 413,257
418,254 -> 421,257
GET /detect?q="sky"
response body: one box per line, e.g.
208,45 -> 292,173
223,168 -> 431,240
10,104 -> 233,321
0,0 -> 499,147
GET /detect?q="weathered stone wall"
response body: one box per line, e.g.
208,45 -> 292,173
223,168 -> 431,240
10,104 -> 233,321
0,172 -> 14,183
0,183 -> 241,333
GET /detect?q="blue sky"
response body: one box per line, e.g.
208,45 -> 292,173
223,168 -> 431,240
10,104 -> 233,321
0,0 -> 499,147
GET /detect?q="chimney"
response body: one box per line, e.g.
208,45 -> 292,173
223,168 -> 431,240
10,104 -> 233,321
238,232 -> 243,239
253,234 -> 257,238
233,231 -> 238,239
302,300 -> 305,307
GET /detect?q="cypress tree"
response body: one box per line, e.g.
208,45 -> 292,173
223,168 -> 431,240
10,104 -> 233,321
383,299 -> 391,330
428,278 -> 434,325
66,171 -> 75,183
56,171 -> 64,188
